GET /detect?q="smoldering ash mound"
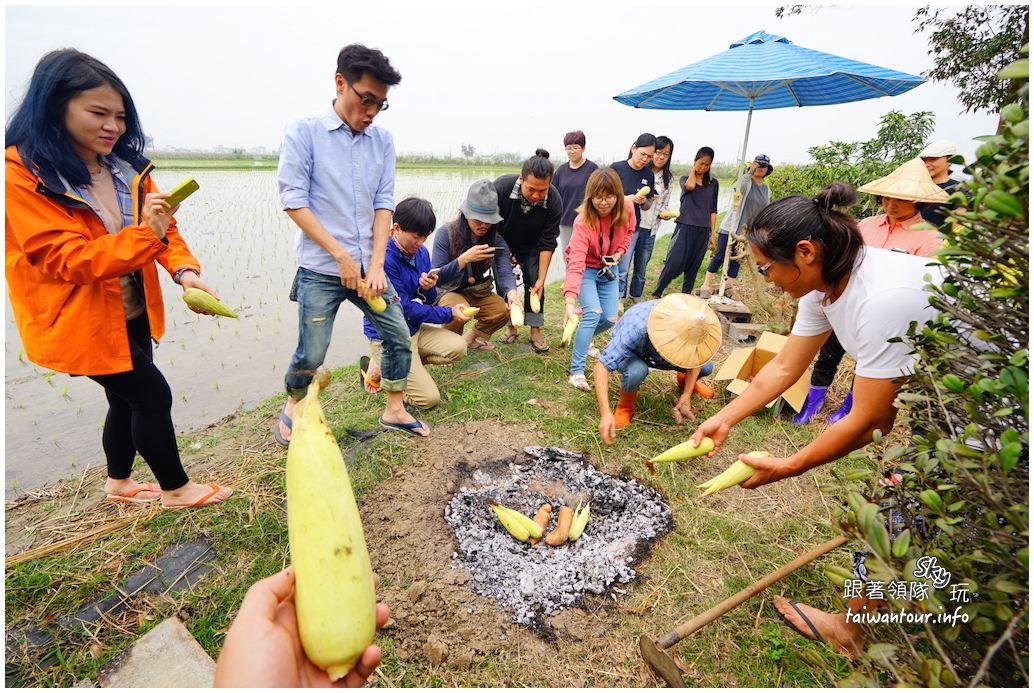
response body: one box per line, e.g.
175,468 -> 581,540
445,446 -> 673,627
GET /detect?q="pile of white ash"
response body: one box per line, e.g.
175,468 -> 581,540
444,446 -> 672,628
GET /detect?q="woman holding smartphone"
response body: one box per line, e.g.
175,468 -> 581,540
5,49 -> 232,509
562,168 -> 636,391
431,179 -> 519,350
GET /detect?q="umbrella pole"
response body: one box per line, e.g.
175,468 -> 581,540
738,106 -> 754,168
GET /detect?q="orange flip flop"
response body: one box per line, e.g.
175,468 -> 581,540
161,483 -> 233,510
106,483 -> 161,504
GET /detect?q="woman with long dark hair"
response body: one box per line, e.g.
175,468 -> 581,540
649,146 -> 719,298
5,49 -> 232,508
609,133 -> 657,301
627,135 -> 675,303
687,182 -> 946,657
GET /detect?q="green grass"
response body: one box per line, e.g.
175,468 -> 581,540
4,233 -> 870,687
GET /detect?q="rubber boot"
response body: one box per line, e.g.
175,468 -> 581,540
614,389 -> 638,429
792,386 -> 828,425
676,371 -> 687,390
827,391 -> 854,424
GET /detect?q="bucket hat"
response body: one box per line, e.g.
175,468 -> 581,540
753,154 -> 774,177
918,140 -> 956,158
858,158 -> 950,204
646,294 -> 722,369
460,179 -> 503,224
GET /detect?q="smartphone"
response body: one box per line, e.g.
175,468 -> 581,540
493,247 -> 508,256
164,178 -> 200,209
602,255 -> 616,266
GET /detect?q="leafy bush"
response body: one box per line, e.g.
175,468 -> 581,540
767,110 -> 935,217
836,50 -> 1029,687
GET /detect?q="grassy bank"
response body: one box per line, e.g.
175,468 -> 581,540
4,234 -> 868,687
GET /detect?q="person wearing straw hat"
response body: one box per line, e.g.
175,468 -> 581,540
792,159 -> 950,425
917,139 -> 963,228
594,294 -> 721,443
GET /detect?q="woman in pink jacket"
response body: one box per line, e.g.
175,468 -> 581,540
562,168 -> 636,391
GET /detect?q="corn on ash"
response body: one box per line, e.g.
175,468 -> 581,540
444,446 -> 673,626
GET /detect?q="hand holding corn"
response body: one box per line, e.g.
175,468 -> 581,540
213,566 -> 389,688
735,452 -> 801,489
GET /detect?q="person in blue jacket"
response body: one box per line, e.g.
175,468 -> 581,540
361,198 -> 473,415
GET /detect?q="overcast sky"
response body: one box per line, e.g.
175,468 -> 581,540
5,1 -> 1009,165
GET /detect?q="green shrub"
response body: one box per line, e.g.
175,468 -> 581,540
836,49 -> 1029,687
767,110 -> 935,217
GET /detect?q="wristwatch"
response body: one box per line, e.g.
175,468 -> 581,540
173,268 -> 200,285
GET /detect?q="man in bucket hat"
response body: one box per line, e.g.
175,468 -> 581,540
917,139 -> 963,228
700,153 -> 774,298
593,294 -> 722,443
793,159 -> 950,425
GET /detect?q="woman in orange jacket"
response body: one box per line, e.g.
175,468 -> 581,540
5,49 -> 232,509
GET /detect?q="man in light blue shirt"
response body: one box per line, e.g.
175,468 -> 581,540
275,44 -> 431,444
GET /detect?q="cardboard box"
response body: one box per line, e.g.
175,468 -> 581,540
713,331 -> 811,412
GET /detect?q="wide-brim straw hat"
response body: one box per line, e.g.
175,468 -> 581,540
858,158 -> 951,203
646,294 -> 722,369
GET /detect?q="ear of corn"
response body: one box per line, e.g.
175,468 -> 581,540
287,375 -> 376,681
648,437 -> 715,464
636,185 -> 651,198
462,306 -> 480,317
697,451 -> 769,496
560,313 -> 579,347
182,288 -> 238,318
529,292 -> 541,314
494,504 -> 543,539
658,210 -> 678,220
364,296 -> 387,313
510,303 -> 525,328
568,501 -> 591,541
488,502 -> 530,541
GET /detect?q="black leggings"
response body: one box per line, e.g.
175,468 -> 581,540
811,332 -> 847,388
651,223 -> 710,297
88,314 -> 189,490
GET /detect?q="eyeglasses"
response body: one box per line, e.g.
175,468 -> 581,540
756,258 -> 776,277
350,84 -> 389,112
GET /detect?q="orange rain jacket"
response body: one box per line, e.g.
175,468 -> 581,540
5,145 -> 200,375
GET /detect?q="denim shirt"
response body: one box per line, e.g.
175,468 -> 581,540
277,104 -> 396,276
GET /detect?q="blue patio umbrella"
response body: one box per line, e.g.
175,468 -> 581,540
613,31 -> 926,165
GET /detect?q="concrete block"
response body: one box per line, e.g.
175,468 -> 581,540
95,617 -> 215,688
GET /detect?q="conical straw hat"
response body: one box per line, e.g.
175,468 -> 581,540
858,158 -> 951,203
646,294 -> 722,369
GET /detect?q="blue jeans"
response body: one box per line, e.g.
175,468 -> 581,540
617,229 -> 639,297
570,269 -> 619,376
615,357 -> 714,392
629,228 -> 656,299
285,267 -> 411,399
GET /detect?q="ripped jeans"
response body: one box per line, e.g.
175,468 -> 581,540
570,268 -> 619,375
284,266 -> 411,399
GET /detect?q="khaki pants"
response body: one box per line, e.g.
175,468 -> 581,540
370,325 -> 467,409
437,291 -> 509,338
